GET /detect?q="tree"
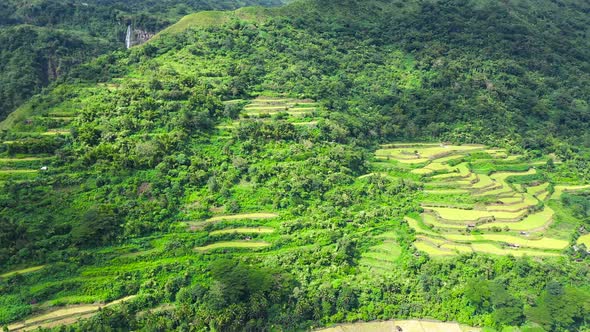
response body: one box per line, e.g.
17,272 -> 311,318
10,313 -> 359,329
71,205 -> 121,247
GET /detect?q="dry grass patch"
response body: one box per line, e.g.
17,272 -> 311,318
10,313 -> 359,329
316,319 -> 473,332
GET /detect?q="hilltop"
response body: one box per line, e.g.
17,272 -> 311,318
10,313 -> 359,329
0,0 -> 590,331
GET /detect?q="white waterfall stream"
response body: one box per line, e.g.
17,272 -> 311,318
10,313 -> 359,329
125,25 -> 132,49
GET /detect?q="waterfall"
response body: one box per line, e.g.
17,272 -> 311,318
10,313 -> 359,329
125,25 -> 132,49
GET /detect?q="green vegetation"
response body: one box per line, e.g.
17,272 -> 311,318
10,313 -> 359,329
387,143 -> 582,259
0,0 -> 286,120
1,0 -> 590,331
0,266 -> 45,279
195,241 -> 271,251
319,320 -> 476,332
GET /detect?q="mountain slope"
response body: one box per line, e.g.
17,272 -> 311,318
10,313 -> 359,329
1,0 -> 590,331
0,0 -> 288,120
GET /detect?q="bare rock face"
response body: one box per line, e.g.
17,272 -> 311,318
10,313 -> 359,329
133,29 -> 155,45
127,26 -> 155,48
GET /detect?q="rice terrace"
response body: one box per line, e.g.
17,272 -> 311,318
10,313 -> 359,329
369,142 -> 588,258
2,0 -> 590,330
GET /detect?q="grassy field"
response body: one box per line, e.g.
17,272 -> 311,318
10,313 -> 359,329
499,195 -> 525,204
479,207 -> 554,231
470,243 -> 560,257
440,243 -> 473,254
444,234 -> 568,250
194,241 -> 271,252
209,227 -> 274,235
428,207 -> 525,222
537,191 -> 551,201
474,186 -> 514,197
486,197 -> 536,212
527,183 -> 549,196
578,234 -> 590,247
414,240 -> 456,256
424,189 -> 470,195
376,144 -> 481,162
0,169 -> 37,174
553,184 -> 590,198
205,212 -> 278,222
405,216 -> 441,235
0,265 -> 45,278
155,7 -> 271,37
360,231 -> 403,270
421,214 -> 471,229
7,296 -> 136,331
241,97 -> 318,118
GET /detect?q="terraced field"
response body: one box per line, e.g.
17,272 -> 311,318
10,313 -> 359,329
359,232 -> 402,274
0,93 -> 325,329
218,96 -> 320,123
242,96 -> 319,117
317,319 -> 479,332
375,143 -> 589,258
215,96 -> 322,139
578,234 -> 590,247
185,212 -> 279,252
7,296 -> 136,332
0,265 -> 45,278
0,86 -> 94,186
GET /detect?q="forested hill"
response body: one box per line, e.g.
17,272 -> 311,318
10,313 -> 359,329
0,0 -> 287,121
282,0 -> 590,148
1,0 -> 590,331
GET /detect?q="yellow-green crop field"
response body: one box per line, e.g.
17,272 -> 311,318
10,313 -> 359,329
578,234 -> 590,247
374,142 -> 583,258
553,185 -> 590,198
479,207 -> 553,231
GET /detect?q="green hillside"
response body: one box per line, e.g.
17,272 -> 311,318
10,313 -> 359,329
0,0 -> 287,120
1,0 -> 590,331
